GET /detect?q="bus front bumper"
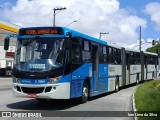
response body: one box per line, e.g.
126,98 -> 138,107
12,82 -> 70,99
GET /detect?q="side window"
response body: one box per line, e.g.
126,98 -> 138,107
102,46 -> 107,63
103,46 -> 107,55
113,48 -> 118,64
72,43 -> 81,63
84,40 -> 90,51
82,40 -> 91,62
108,47 -> 113,63
116,49 -> 121,64
109,47 -> 112,55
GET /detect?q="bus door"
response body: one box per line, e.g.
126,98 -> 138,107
126,53 -> 130,84
92,45 -> 99,91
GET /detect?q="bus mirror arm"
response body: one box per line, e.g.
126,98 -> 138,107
4,37 -> 10,50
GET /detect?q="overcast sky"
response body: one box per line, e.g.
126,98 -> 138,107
1,0 -> 160,51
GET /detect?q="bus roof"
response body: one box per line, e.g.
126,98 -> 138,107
18,27 -> 158,56
62,27 -> 108,45
18,26 -> 108,45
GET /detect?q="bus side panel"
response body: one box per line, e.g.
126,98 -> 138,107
70,63 -> 92,98
147,65 -> 155,79
130,65 -> 141,84
98,64 -> 108,94
108,65 -> 122,91
156,65 -> 159,77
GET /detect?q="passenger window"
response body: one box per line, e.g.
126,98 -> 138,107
109,47 -> 112,55
82,40 -> 91,62
103,46 -> 107,55
72,44 -> 81,63
83,40 -> 90,51
82,51 -> 91,61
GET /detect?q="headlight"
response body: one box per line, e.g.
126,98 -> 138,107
13,77 -> 20,83
49,76 -> 61,83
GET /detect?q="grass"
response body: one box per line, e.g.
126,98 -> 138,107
134,80 -> 160,120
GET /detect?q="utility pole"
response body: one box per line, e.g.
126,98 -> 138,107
139,25 -> 142,51
53,7 -> 66,26
99,32 -> 109,39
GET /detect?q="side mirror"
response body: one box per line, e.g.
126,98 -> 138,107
4,37 -> 10,50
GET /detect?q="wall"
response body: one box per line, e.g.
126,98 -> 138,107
0,46 -> 15,68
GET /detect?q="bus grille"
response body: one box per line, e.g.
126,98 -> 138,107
21,87 -> 44,94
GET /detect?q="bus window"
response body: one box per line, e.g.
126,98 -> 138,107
82,51 -> 91,61
103,46 -> 107,55
82,40 -> 91,62
72,43 -> 81,63
102,46 -> 107,63
83,40 -> 90,51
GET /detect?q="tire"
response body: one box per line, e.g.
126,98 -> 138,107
136,79 -> 139,84
80,82 -> 89,103
115,78 -> 119,92
136,74 -> 139,84
152,72 -> 155,80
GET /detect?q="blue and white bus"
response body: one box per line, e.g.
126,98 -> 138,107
4,27 -> 158,103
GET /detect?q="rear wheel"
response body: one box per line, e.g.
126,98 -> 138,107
80,82 -> 89,103
152,72 -> 155,80
115,78 -> 119,92
136,74 -> 139,84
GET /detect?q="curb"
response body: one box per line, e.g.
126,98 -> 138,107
132,89 -> 137,120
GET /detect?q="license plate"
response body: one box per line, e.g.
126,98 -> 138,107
27,94 -> 37,98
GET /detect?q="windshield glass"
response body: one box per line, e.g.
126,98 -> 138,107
14,38 -> 64,72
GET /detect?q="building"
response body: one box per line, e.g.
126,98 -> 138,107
0,20 -> 20,75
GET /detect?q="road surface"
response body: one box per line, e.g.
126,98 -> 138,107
0,77 -> 138,120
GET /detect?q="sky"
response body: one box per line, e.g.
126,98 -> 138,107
0,0 -> 160,51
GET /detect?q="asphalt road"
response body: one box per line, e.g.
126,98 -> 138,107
0,77 -> 138,120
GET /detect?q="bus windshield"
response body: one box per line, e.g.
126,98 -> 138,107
14,38 -> 64,72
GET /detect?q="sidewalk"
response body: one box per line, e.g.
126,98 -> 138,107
0,77 -> 12,88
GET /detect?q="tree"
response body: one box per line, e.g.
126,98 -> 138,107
146,44 -> 160,56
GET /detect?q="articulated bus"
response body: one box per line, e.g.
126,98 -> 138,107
4,27 -> 158,103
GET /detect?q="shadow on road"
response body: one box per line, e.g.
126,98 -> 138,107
7,99 -> 82,111
6,83 -> 138,111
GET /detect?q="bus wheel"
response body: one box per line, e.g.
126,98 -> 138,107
136,79 -> 139,84
136,75 -> 139,84
152,72 -> 155,80
80,82 -> 89,103
115,78 -> 119,92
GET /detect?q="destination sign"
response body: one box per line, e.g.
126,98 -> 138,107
19,28 -> 63,35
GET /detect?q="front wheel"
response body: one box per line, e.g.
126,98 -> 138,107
80,82 -> 89,103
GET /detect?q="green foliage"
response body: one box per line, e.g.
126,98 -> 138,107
146,44 -> 160,55
135,80 -> 160,120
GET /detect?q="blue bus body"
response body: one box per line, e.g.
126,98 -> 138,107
5,26 -> 158,103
